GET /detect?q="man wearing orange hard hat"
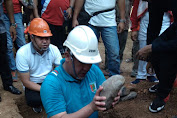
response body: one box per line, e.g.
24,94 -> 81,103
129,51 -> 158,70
16,18 -> 62,113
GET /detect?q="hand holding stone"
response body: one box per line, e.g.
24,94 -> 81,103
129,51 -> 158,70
100,75 -> 125,110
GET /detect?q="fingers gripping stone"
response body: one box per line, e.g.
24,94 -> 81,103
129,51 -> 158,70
100,75 -> 125,110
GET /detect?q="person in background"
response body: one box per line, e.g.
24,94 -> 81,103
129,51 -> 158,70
0,0 -> 22,102
3,0 -> 26,81
73,0 -> 125,76
136,0 -> 177,113
16,18 -> 62,113
130,0 -> 171,84
34,0 -> 76,54
116,0 -> 133,73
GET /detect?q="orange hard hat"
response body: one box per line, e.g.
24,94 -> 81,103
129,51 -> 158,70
28,18 -> 52,37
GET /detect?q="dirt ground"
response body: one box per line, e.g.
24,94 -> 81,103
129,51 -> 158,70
0,33 -> 177,118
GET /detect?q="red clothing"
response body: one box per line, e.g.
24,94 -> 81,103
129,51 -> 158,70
3,0 -> 22,13
130,0 -> 147,31
130,0 -> 173,31
41,0 -> 70,26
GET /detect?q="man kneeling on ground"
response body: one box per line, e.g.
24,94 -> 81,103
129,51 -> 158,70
16,18 -> 62,113
40,26 -> 120,118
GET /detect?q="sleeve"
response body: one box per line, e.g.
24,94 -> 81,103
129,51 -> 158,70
152,22 -> 177,52
16,50 -> 29,73
130,0 -> 140,31
147,1 -> 177,52
147,1 -> 164,45
53,46 -> 63,66
40,74 -> 66,117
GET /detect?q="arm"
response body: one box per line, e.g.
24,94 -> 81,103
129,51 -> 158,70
151,22 -> 177,52
66,0 -> 75,19
51,86 -> 106,118
117,0 -> 125,33
33,0 -> 40,18
72,0 -> 84,27
137,1 -> 177,60
147,1 -> 164,44
130,0 -> 140,41
70,0 -> 75,8
130,0 -> 140,32
147,1 -> 177,52
147,0 -> 177,52
41,75 -> 106,118
118,0 -> 125,21
16,50 -> 41,91
4,0 -> 16,41
51,88 -> 120,118
19,72 -> 41,91
136,23 -> 177,61
136,22 -> 177,60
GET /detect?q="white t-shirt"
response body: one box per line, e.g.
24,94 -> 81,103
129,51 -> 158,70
85,0 -> 117,27
16,42 -> 62,83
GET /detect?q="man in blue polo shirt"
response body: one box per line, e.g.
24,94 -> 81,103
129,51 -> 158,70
40,26 -> 120,118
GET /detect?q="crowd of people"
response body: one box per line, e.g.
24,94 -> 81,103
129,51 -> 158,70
0,0 -> 177,117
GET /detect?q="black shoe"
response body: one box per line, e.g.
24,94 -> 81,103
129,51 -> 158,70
131,79 -> 145,84
147,76 -> 159,83
149,97 -> 165,113
149,84 -> 158,93
4,85 -> 22,95
32,106 -> 42,113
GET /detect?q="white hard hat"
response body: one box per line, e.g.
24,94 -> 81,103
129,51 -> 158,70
63,25 -> 102,64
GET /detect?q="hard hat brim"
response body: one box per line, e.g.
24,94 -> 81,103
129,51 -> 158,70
29,32 -> 53,37
74,52 -> 102,64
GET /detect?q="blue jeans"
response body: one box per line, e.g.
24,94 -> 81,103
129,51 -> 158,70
3,13 -> 26,71
89,25 -> 120,75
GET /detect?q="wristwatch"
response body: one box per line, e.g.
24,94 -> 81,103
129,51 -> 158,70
69,6 -> 73,10
10,23 -> 17,29
120,19 -> 126,23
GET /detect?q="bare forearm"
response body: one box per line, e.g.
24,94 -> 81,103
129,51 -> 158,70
4,0 -> 15,23
118,0 -> 125,20
72,0 -> 84,20
23,81 -> 41,91
19,72 -> 41,91
70,0 -> 75,8
33,0 -> 40,18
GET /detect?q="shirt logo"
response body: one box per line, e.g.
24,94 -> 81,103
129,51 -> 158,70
89,82 -> 97,93
51,70 -> 59,76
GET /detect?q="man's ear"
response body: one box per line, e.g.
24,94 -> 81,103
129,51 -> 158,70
30,35 -> 34,41
64,51 -> 71,62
